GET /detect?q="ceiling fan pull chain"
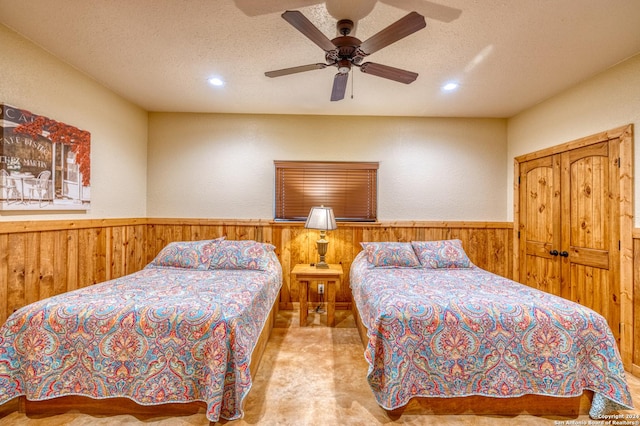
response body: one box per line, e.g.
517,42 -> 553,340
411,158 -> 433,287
351,70 -> 354,99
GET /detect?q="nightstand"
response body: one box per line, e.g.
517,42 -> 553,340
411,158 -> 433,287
291,263 -> 343,327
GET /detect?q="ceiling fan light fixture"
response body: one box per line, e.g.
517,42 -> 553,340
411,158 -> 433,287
326,0 -> 376,22
337,59 -> 351,74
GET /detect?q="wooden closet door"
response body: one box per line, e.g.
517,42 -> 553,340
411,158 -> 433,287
519,155 -> 562,296
560,141 -> 620,340
519,139 -> 620,342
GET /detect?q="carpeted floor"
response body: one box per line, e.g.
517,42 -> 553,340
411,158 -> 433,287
1,309 -> 639,425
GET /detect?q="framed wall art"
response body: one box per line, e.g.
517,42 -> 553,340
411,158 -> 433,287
0,104 -> 90,211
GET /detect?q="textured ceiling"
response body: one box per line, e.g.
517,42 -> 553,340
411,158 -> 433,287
1,0 -> 640,117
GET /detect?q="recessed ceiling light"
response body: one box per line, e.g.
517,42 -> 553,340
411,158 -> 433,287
442,82 -> 459,91
208,77 -> 225,87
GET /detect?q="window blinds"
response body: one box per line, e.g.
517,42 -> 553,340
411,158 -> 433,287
274,161 -> 378,221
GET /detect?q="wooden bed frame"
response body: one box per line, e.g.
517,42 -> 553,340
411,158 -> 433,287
351,302 -> 593,418
6,299 -> 279,423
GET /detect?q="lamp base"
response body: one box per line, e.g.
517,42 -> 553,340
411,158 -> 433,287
315,238 -> 329,268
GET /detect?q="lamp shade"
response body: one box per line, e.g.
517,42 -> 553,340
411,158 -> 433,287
304,206 -> 337,231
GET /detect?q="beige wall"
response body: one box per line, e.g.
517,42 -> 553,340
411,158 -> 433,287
507,54 -> 640,225
147,113 -> 508,221
0,24 -> 148,221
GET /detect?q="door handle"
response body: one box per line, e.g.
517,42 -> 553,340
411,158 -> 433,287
549,250 -> 559,256
559,251 -> 569,257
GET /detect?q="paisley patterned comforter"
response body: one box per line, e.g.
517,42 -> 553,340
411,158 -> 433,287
350,251 -> 633,417
0,253 -> 282,422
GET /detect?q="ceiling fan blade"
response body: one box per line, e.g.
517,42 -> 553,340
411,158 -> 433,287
282,10 -> 336,52
330,73 -> 349,101
265,63 -> 328,78
379,0 -> 462,23
359,11 -> 426,55
360,62 -> 418,84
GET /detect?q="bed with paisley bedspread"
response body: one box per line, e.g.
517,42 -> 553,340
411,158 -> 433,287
0,238 -> 281,423
350,240 -> 633,419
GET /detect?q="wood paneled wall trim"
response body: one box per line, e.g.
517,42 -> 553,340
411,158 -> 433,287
1,217 -> 515,325
147,218 -> 514,228
0,218 -> 148,234
0,218 -> 514,233
147,218 -> 274,226
514,124 -> 632,162
356,221 -> 513,228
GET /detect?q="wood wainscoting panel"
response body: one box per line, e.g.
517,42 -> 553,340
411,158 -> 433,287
2,219 -> 512,325
634,231 -> 640,375
0,221 -> 147,325
147,220 -> 514,312
7,233 -> 26,316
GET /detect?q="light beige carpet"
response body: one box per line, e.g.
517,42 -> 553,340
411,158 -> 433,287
1,310 -> 639,425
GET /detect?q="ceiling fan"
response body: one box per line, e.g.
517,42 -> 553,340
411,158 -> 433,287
265,10 -> 427,101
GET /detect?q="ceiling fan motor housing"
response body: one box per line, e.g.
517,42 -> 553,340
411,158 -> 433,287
327,35 -> 364,64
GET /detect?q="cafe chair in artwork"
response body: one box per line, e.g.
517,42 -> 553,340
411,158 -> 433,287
27,170 -> 52,207
0,169 -> 21,204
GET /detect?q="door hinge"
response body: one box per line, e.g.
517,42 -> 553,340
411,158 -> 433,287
518,176 -> 521,184
518,231 -> 521,239
618,157 -> 621,168
619,240 -> 621,250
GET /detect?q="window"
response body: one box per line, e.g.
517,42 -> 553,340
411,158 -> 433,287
274,161 -> 378,222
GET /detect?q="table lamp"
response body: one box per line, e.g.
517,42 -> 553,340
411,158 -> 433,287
304,205 -> 337,268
